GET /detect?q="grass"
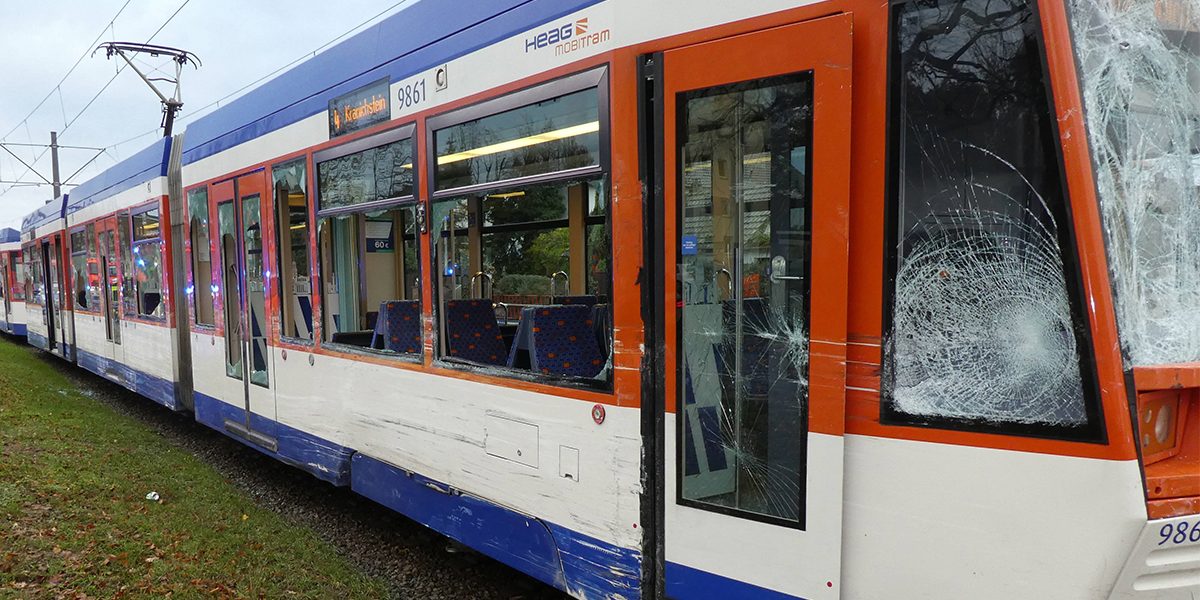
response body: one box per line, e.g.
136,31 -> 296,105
0,337 -> 389,599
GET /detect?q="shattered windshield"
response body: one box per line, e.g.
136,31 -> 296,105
1068,0 -> 1200,365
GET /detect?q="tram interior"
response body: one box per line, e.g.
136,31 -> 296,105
431,178 -> 611,378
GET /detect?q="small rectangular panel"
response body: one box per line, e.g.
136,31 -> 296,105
485,413 -> 539,468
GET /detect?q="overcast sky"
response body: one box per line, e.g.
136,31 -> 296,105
0,0 -> 413,230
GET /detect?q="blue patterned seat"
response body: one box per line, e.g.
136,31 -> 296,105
530,304 -> 605,378
372,300 -> 421,354
445,299 -> 507,365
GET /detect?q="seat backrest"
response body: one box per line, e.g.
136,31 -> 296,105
445,299 -> 507,365
377,300 -> 421,354
531,304 -> 605,378
591,303 -> 611,357
553,294 -> 598,307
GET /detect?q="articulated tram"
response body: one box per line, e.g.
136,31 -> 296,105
14,0 -> 1199,598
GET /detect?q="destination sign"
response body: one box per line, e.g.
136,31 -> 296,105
328,78 -> 390,138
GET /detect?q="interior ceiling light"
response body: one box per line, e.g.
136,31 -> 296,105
437,121 -> 599,166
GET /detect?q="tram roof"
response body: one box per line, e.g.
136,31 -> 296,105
66,136 -> 173,217
21,194 -> 68,234
181,0 -> 599,166
0,228 -> 19,243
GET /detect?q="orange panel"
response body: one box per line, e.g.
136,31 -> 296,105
661,14 -> 853,437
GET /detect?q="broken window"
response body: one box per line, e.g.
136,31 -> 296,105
272,159 -> 313,341
188,187 -> 215,327
11,252 -> 23,301
131,207 -> 165,319
69,229 -> 91,311
316,129 -> 422,357
1067,0 -> 1200,366
677,73 -> 812,524
884,0 -> 1103,435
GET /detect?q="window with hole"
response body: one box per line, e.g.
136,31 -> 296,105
188,187 -> 215,326
316,128 -> 423,356
131,207 -> 165,319
430,69 -> 612,387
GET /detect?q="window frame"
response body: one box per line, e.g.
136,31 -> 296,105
879,0 -> 1106,443
186,185 -> 216,329
314,123 -> 416,219
11,251 -> 24,301
428,67 -> 610,199
313,124 -> 424,360
128,203 -> 167,321
68,226 -> 96,313
271,157 -> 316,345
425,67 -> 613,391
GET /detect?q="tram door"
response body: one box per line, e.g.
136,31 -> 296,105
40,238 -> 59,351
96,218 -> 124,368
1,256 -> 11,323
216,172 -> 278,448
657,15 -> 852,599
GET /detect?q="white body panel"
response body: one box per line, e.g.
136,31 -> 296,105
190,329 -> 642,549
67,179 -> 165,226
1108,513 -> 1200,599
840,435 -> 1148,599
664,419 -> 844,599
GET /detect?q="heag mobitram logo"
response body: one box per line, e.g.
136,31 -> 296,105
524,18 -> 610,56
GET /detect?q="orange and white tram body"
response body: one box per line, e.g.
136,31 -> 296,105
16,0 -> 1199,598
0,229 -> 27,336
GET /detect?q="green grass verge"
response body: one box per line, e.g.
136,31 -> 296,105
0,338 -> 388,598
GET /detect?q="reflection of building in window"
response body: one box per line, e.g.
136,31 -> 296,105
430,75 -> 612,386
188,188 -> 215,326
131,208 -> 165,319
273,159 -> 313,340
316,131 -> 421,355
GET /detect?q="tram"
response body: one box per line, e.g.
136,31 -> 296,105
0,228 -> 27,336
15,0 -> 1199,598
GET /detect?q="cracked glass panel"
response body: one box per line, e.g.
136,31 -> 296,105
1068,0 -> 1200,365
678,72 -> 811,523
887,0 -> 1095,428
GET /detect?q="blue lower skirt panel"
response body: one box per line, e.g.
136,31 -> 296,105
10,323 -> 26,336
351,454 -> 641,599
27,330 -> 48,350
666,562 -> 806,600
74,347 -> 180,411
192,392 -> 354,486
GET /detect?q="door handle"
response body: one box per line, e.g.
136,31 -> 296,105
769,255 -> 802,283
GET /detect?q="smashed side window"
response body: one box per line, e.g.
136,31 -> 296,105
1068,0 -> 1200,366
885,0 -> 1101,432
